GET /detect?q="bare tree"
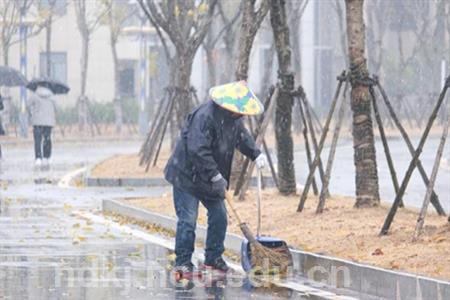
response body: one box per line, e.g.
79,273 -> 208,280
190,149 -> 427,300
101,0 -> 136,134
235,0 -> 269,81
0,0 -> 44,66
73,0 -> 108,131
345,0 -> 380,207
138,0 -> 217,125
270,0 -> 296,194
286,0 -> 309,81
365,0 -> 391,75
229,0 -> 269,186
329,0 -> 348,67
202,1 -> 241,87
217,1 -> 243,83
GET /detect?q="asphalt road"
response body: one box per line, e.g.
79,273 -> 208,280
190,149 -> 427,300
0,140 -> 306,299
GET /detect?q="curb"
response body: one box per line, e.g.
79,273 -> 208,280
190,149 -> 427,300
103,199 -> 450,300
87,175 -> 276,188
102,199 -> 244,254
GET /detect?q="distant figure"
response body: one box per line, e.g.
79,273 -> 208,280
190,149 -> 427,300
0,93 -> 4,159
0,93 -> 5,136
28,86 -> 56,167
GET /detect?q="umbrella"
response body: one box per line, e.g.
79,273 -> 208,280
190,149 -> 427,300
0,66 -> 28,87
26,78 -> 70,95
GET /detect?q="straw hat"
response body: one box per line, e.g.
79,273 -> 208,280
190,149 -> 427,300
209,81 -> 264,116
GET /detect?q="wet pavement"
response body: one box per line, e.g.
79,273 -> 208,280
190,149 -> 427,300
0,140 -> 306,299
294,137 -> 450,211
2,137 -> 446,299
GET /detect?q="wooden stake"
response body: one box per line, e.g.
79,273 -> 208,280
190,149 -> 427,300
375,77 -> 445,215
369,86 -> 403,207
234,87 -> 275,196
296,96 -> 319,196
297,72 -> 346,212
300,94 -> 328,195
380,77 -> 449,235
414,111 -> 450,239
139,89 -> 169,165
152,95 -> 176,167
316,80 -> 349,213
238,87 -> 279,200
263,139 -> 279,189
143,95 -> 173,170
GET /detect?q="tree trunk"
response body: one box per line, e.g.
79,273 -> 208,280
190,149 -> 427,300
270,0 -> 296,194
78,32 -> 90,131
235,1 -> 268,81
345,0 -> 380,207
111,36 -> 123,134
205,47 -> 217,87
173,52 -> 194,126
2,43 -> 9,66
45,17 -> 52,77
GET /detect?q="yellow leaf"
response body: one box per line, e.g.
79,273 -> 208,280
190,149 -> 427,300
63,203 -> 73,213
197,3 -> 208,14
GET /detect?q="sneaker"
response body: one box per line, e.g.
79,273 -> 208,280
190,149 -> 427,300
35,159 -> 42,167
204,257 -> 229,272
42,158 -> 50,167
174,262 -> 195,273
174,262 -> 197,281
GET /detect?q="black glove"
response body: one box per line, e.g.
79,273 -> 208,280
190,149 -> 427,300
211,173 -> 227,199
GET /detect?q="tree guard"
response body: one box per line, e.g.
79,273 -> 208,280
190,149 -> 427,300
374,76 -> 445,216
380,76 -> 450,235
297,71 -> 347,212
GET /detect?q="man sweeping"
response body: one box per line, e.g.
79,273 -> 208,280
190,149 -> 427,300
164,81 -> 267,277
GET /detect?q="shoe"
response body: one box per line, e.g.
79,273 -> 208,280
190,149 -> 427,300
42,158 -> 50,167
174,262 -> 194,273
203,257 -> 229,272
174,262 -> 198,282
35,159 -> 42,167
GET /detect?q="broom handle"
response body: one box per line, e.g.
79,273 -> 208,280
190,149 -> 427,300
225,190 -> 243,224
256,169 -> 262,238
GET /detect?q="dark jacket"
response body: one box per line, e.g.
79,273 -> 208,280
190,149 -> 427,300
164,100 -> 261,201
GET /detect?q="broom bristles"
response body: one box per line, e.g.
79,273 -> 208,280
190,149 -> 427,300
250,241 -> 292,276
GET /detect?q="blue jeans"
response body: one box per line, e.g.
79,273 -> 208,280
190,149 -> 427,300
173,187 -> 227,267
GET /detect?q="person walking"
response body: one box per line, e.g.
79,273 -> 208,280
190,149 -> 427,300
0,94 -> 4,159
164,81 -> 268,277
28,86 -> 56,167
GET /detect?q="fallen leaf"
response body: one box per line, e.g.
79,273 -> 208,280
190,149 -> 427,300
372,248 -> 384,256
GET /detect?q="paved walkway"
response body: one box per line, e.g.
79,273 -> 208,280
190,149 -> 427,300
0,140 -> 304,299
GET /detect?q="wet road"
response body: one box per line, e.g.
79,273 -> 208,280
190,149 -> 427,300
294,136 -> 450,211
0,140 -> 304,299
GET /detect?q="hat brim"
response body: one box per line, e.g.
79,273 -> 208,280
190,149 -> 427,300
209,81 -> 264,116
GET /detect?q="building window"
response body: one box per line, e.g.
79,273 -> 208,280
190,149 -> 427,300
118,60 -> 136,98
39,52 -> 67,83
39,0 -> 67,16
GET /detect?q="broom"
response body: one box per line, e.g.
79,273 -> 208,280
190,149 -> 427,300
224,190 -> 292,276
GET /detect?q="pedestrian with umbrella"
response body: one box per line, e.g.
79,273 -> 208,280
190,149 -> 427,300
26,78 -> 69,168
164,81 -> 268,279
0,66 -> 28,159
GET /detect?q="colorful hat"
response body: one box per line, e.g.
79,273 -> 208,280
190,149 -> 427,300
209,81 -> 264,116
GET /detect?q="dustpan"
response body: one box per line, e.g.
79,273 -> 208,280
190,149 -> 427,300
240,169 -> 293,274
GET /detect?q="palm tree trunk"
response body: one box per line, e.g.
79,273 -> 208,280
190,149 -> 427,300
345,0 -> 380,207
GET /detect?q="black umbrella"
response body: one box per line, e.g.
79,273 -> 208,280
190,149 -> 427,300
0,66 -> 28,87
26,78 -> 70,95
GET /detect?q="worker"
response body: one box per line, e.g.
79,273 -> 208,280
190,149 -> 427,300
164,81 -> 267,277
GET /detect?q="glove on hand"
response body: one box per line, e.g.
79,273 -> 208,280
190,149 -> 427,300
211,173 -> 227,199
255,154 -> 268,169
